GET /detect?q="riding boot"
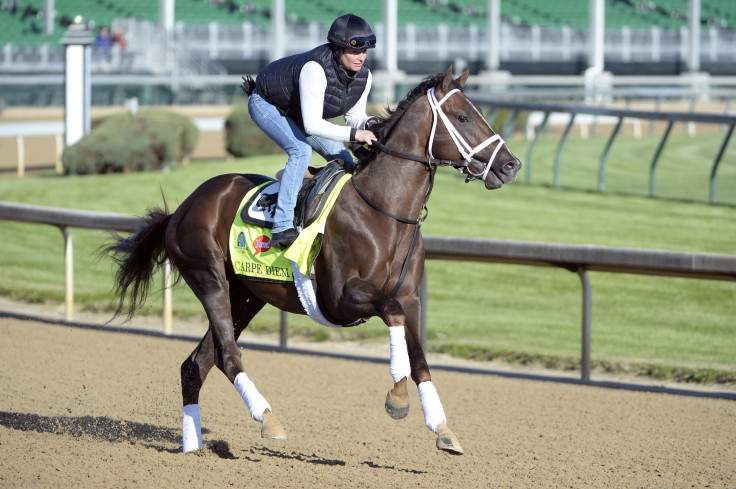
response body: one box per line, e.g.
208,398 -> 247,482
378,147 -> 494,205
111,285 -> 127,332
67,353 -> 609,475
271,228 -> 299,248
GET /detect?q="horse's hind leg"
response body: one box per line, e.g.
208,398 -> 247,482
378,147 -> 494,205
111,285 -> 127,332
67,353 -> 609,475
227,278 -> 287,441
179,272 -> 285,452
181,329 -> 215,452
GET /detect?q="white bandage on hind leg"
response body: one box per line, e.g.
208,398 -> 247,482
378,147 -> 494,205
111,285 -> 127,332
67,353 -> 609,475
234,372 -> 272,422
389,326 -> 411,384
418,381 -> 447,434
182,403 -> 203,453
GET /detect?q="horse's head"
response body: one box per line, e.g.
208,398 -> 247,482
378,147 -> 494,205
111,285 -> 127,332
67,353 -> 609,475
427,66 -> 521,190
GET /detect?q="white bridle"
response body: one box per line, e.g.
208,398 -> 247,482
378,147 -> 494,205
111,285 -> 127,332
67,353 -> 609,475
426,87 -> 506,182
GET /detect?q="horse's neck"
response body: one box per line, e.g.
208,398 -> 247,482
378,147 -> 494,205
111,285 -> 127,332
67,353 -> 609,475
357,144 -> 431,219
355,105 -> 433,218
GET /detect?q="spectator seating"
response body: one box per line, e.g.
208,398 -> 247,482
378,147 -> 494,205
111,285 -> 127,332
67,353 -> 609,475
1,0 -> 734,47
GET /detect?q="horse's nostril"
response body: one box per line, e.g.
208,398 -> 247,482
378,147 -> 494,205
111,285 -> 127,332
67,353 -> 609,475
504,160 -> 520,174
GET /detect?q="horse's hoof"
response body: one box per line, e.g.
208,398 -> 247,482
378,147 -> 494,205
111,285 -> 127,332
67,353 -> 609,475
385,391 -> 410,420
436,422 -> 464,455
261,411 -> 287,440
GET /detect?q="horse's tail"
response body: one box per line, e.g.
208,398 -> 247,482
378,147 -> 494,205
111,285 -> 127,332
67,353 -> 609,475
103,202 -> 173,322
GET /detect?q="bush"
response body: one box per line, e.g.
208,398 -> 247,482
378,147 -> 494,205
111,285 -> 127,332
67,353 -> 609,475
62,110 -> 199,174
225,103 -> 282,157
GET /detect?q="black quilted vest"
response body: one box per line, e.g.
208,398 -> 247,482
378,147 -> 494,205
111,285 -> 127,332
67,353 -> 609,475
254,44 -> 369,128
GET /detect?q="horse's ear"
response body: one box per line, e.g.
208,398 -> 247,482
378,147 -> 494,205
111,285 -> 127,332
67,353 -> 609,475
455,68 -> 470,88
440,65 -> 454,93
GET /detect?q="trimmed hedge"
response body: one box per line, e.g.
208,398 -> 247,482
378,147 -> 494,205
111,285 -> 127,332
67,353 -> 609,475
225,103 -> 282,158
62,111 -> 199,174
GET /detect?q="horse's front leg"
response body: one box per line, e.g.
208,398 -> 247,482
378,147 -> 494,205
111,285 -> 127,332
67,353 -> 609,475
385,294 -> 421,420
341,278 -> 463,454
400,295 -> 464,455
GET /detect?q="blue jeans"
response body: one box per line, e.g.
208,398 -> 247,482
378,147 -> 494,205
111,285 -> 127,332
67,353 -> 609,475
248,90 -> 355,233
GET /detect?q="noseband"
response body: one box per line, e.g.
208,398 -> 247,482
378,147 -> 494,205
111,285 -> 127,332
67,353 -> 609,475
426,87 -> 506,183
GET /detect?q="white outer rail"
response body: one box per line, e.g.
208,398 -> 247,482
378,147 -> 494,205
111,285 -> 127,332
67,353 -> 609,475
0,201 -> 171,333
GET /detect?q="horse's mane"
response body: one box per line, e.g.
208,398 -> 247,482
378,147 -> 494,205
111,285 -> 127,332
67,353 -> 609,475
353,72 -> 462,166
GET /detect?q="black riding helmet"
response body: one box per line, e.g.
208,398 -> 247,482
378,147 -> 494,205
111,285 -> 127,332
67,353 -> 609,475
327,13 -> 376,50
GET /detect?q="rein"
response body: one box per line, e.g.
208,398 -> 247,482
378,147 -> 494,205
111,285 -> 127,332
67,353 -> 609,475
371,141 -> 468,169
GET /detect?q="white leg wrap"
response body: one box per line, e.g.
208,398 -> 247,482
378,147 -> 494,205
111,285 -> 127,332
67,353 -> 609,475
234,372 -> 272,422
182,404 -> 203,453
389,326 -> 411,384
418,381 -> 447,434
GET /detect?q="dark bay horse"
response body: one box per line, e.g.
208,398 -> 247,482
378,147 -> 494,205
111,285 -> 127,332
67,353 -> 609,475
106,67 -> 521,455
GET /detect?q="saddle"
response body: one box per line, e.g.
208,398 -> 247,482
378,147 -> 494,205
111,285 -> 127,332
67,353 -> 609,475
240,159 -> 349,230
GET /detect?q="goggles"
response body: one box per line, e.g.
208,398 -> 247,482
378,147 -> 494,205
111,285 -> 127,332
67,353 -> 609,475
346,34 -> 376,49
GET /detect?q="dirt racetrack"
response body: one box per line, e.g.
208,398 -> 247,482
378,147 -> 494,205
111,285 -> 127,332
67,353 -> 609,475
1,316 -> 735,489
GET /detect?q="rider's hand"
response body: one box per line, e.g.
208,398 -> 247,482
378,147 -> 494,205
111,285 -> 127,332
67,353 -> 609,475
355,129 -> 377,146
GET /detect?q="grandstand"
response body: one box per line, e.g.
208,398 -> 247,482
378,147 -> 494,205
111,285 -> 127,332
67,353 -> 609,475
2,0 -> 735,47
1,1 -> 735,106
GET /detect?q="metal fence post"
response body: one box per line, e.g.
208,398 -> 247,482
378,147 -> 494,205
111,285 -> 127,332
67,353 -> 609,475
577,267 -> 592,382
554,113 -> 576,187
597,116 -> 624,192
649,120 -> 674,198
279,310 -> 288,348
709,124 -> 735,205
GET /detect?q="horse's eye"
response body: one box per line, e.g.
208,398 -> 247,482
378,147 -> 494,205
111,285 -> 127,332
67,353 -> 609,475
457,115 -> 469,123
